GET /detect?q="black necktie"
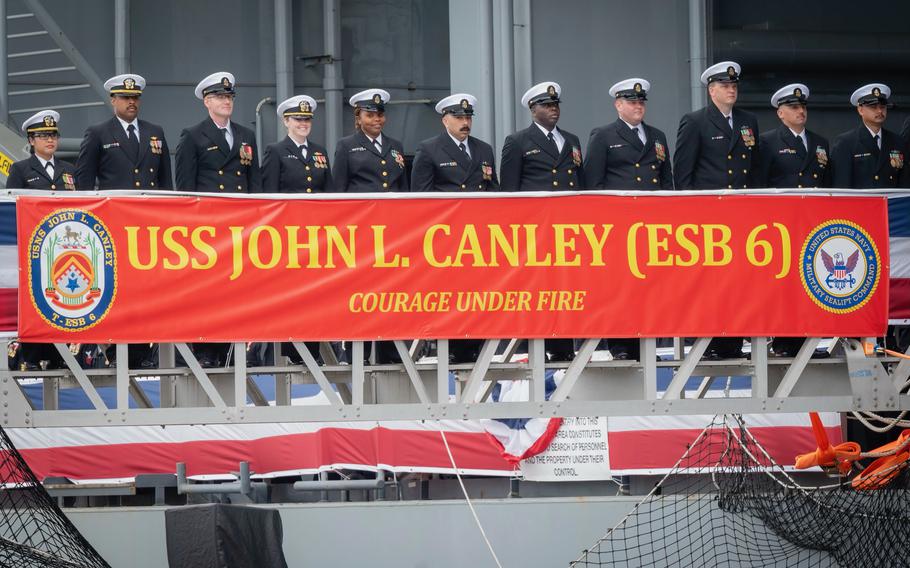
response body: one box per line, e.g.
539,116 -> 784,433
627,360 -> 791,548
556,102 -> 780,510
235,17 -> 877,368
126,124 -> 139,161
299,144 -> 308,160
373,138 -> 382,154
795,134 -> 807,157
873,134 -> 881,156
459,142 -> 467,153
547,131 -> 558,153
45,162 -> 54,179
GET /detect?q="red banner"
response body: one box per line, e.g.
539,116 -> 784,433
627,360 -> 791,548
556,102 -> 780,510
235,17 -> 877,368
16,194 -> 888,342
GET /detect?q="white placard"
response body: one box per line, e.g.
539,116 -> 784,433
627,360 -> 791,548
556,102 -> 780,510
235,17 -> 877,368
520,416 -> 611,481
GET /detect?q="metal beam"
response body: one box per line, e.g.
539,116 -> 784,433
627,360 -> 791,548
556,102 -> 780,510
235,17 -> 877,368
0,0 -> 8,124
274,0 -> 293,140
293,341 -> 342,406
114,0 -> 130,74
173,343 -> 226,408
53,343 -> 107,410
322,0 -> 343,157
662,337 -> 710,399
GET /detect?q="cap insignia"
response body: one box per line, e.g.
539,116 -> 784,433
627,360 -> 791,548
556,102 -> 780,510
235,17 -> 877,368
300,101 -> 310,112
124,77 -> 135,90
873,87 -> 881,97
372,93 -> 382,104
461,98 -> 469,109
43,116 -> 54,127
221,77 -> 231,88
794,87 -> 802,97
727,66 -> 736,77
547,84 -> 556,97
634,83 -> 642,93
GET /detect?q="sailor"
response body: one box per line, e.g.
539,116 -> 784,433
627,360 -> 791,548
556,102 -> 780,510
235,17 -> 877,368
6,110 -> 73,371
499,82 -> 579,361
333,89 -> 406,363
500,81 -> 583,191
262,95 -> 333,194
831,83 -> 909,189
759,84 -> 830,190
333,89 -> 408,192
758,84 -> 831,357
262,95 -> 333,365
584,78 -> 671,191
409,93 -> 499,363
674,61 -> 760,359
175,71 -> 261,194
411,93 -> 499,192
75,74 -> 172,190
581,78 -> 674,360
175,71 -> 261,367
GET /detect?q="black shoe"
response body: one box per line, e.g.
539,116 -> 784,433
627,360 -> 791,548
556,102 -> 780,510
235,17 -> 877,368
612,352 -> 631,361
198,355 -> 217,368
773,349 -> 795,358
811,349 -> 830,359
450,352 -> 478,364
708,350 -> 745,360
19,362 -> 38,371
139,358 -> 157,369
548,352 -> 575,362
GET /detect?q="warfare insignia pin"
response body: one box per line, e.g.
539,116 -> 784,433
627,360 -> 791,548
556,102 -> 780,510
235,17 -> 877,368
28,209 -> 117,331
800,219 -> 881,314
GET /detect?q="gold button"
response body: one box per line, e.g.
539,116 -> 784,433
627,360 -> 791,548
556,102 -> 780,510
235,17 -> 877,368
727,155 -> 732,160
728,169 -> 733,174
50,184 -> 56,189
798,185 -> 803,188
150,182 -> 155,187
635,176 -> 641,182
382,171 -> 388,177
236,171 -> 242,176
569,182 -> 574,187
891,175 -> 895,180
237,185 -> 242,190
307,176 -> 312,181
874,175 -> 879,180
381,160 -> 387,165
744,184 -> 748,188
218,170 -> 223,175
567,169 -> 573,174
461,184 -> 466,189
552,169 -> 557,174
743,169 -> 747,174
307,188 -> 312,193
382,182 -> 388,188
652,178 -> 658,183
813,173 -> 818,179
651,165 -> 656,170
305,166 -> 310,171
727,185 -> 732,189
742,154 -> 747,159
135,181 -> 140,187
478,185 -> 483,189
798,172 -> 802,176
219,184 -> 224,190
134,168 -> 139,174
552,181 -> 558,186
635,163 -> 640,168
149,168 -> 154,173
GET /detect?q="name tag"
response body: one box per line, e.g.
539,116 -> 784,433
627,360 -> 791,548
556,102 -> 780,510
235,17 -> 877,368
438,161 -> 457,167
524,149 -> 541,156
778,148 -> 797,155
608,144 -> 624,149
206,145 -> 219,151
349,147 -> 366,152
853,153 -> 872,158
283,154 -> 299,160
711,135 -> 725,141
27,176 -> 40,183
102,142 -> 120,150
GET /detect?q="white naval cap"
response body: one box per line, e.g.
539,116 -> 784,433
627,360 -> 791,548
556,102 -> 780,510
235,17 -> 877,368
609,78 -> 650,100
850,83 -> 891,107
520,82 -> 561,108
771,83 -> 809,108
435,93 -> 477,115
21,109 -> 60,134
277,95 -> 317,118
104,73 -> 145,96
349,89 -> 390,111
701,61 -> 741,85
194,71 -> 236,100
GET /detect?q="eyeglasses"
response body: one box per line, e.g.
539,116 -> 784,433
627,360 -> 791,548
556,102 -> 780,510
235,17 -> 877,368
31,133 -> 59,140
208,93 -> 235,101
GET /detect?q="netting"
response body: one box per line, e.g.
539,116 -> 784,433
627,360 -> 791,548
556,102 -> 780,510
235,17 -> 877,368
0,425 -> 109,567
570,414 -> 910,568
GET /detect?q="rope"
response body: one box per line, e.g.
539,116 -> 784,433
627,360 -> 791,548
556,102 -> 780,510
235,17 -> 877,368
438,427 -> 504,568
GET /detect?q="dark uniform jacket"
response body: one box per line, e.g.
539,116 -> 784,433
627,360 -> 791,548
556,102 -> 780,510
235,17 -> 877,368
175,118 -> 261,192
75,117 -> 172,190
830,126 -> 909,189
261,136 -> 334,193
333,131 -> 407,192
674,103 -> 760,190
500,123 -> 583,190
411,132 -> 499,192
584,119 -> 672,190
758,126 -> 830,188
6,155 -> 76,190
